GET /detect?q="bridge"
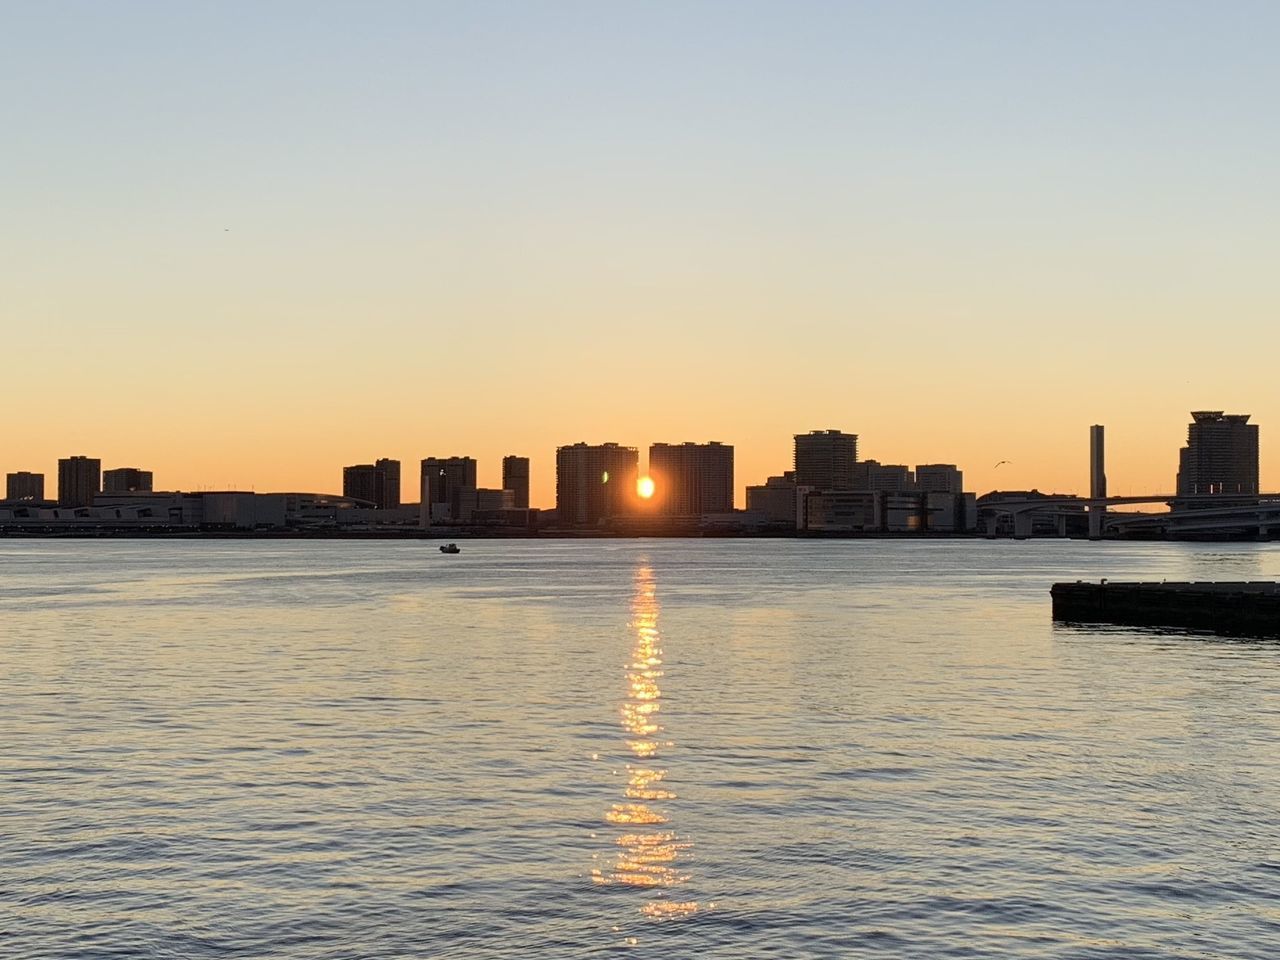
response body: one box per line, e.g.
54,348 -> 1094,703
978,493 -> 1280,539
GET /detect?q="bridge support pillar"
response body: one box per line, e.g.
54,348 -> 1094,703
1088,506 -> 1105,540
1013,512 -> 1033,539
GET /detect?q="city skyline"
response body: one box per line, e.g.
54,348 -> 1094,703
3,408 -> 1266,511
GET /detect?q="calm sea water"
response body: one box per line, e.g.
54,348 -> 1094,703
4,538 -> 1280,958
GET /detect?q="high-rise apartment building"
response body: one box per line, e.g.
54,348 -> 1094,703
420,457 -> 478,524
648,442 -> 734,515
103,467 -> 153,494
555,443 -> 638,526
6,471 -> 44,501
794,430 -> 858,490
1176,411 -> 1259,498
345,458 -> 401,509
58,456 -> 101,507
915,464 -> 964,495
502,456 -> 530,509
375,458 -> 401,510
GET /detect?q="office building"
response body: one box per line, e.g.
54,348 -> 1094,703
648,441 -> 734,515
794,430 -> 857,490
6,471 -> 44,501
555,442 -> 638,526
58,456 -> 101,508
1176,411 -> 1259,498
475,488 -> 515,512
853,460 -> 914,492
103,467 -> 153,494
420,457 -> 478,524
915,464 -> 964,495
502,456 -> 530,509
746,472 -> 798,527
343,458 -> 400,510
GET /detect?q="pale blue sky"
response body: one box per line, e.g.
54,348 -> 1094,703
4,2 -> 1279,501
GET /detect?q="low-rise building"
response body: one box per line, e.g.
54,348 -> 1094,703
745,472 -> 798,527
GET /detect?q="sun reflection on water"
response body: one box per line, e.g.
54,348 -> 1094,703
592,564 -> 699,920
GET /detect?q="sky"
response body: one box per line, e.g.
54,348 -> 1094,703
4,1 -> 1279,506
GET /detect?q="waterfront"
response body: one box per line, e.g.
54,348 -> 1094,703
4,539 -> 1280,958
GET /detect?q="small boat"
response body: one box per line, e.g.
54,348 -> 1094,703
439,543 -> 461,554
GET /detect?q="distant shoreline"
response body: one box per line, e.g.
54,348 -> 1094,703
0,529 -> 1269,542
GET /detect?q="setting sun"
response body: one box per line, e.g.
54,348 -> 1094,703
637,476 -> 656,499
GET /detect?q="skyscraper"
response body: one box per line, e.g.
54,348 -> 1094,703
103,467 -> 153,493
6,471 -> 44,501
502,455 -> 530,509
1176,411 -> 1259,498
794,430 -> 858,490
420,457 -> 478,524
376,458 -> 401,509
648,442 -> 734,515
555,443 -> 638,526
58,456 -> 101,507
344,464 -> 376,504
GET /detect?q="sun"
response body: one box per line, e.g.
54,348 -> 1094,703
636,476 -> 656,499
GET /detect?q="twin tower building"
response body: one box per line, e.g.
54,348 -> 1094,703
345,443 -> 736,527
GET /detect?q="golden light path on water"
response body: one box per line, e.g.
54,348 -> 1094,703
592,564 -> 699,921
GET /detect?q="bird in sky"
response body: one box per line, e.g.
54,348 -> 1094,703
994,460 -> 1011,469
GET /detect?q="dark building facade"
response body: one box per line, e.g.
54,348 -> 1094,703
343,464 -> 377,505
343,460 -> 400,508
1176,411 -> 1259,498
853,460 -> 914,492
648,441 -> 734,515
375,458 -> 401,510
103,467 -> 153,494
794,430 -> 858,490
502,455 -> 530,509
58,456 -> 101,507
916,464 -> 964,495
555,443 -> 638,526
420,456 -> 477,523
6,471 -> 44,501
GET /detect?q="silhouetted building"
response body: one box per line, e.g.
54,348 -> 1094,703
556,442 -> 638,526
103,467 -> 153,494
853,460 -> 914,492
343,459 -> 400,509
475,488 -> 515,512
915,464 -> 963,495
58,456 -> 101,507
794,430 -> 857,490
375,458 -> 401,510
6,471 -> 44,501
502,455 -> 530,509
746,472 -> 798,527
648,442 -> 734,515
420,457 -> 477,524
1177,411 -> 1259,498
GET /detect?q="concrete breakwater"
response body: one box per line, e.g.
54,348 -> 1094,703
1051,581 -> 1280,637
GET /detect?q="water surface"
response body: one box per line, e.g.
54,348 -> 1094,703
4,539 -> 1280,958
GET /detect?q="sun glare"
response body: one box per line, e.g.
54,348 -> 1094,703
637,476 -> 656,499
